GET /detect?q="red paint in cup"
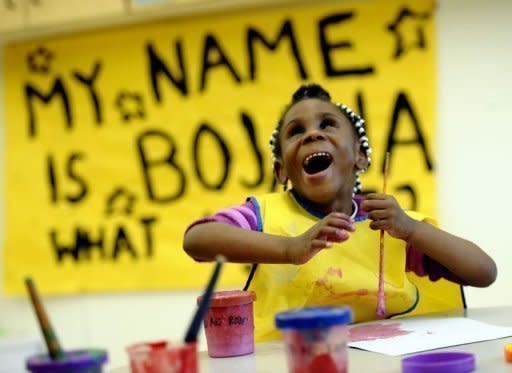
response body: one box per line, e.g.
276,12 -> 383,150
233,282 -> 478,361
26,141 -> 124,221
198,290 -> 256,357
126,340 -> 197,373
275,307 -> 352,373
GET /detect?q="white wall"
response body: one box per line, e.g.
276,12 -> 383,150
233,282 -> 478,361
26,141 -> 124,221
1,0 -> 511,369
436,0 -> 512,308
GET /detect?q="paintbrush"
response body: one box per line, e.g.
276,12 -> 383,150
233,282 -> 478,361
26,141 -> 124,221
25,277 -> 66,360
376,152 -> 390,318
184,255 -> 225,343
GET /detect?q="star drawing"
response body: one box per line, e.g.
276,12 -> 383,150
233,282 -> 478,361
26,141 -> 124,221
105,187 -> 137,216
27,46 -> 55,74
115,91 -> 145,122
387,7 -> 433,59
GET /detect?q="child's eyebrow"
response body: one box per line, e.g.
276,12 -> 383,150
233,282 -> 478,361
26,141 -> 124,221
284,111 -> 342,128
318,111 -> 343,119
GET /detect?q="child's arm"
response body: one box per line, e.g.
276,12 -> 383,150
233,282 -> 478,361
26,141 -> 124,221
361,193 -> 497,287
183,212 -> 355,264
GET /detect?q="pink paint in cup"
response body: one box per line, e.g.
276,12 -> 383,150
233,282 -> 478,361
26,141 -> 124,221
126,340 -> 197,373
198,290 -> 256,357
275,307 -> 353,373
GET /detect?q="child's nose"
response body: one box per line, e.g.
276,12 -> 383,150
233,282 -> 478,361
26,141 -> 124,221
302,130 -> 326,144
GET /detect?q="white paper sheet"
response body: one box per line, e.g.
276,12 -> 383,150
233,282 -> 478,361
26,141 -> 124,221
347,317 -> 512,356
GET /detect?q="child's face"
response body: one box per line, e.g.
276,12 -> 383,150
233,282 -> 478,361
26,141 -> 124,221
276,99 -> 363,208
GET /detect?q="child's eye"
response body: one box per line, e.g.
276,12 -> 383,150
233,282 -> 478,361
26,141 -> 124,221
287,125 -> 304,137
320,118 -> 337,129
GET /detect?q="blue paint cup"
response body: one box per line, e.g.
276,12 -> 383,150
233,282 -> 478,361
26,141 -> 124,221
26,349 -> 108,373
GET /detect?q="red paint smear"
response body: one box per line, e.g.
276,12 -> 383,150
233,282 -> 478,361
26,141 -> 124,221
349,323 -> 411,342
327,267 -> 343,278
314,276 -> 369,300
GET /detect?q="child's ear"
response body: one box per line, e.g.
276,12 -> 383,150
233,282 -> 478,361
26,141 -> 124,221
354,141 -> 369,170
273,160 -> 288,185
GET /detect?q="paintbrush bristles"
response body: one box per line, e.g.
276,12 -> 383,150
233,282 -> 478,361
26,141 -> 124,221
25,277 -> 66,360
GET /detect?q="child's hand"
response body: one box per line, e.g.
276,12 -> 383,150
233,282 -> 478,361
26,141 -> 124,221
361,193 -> 417,241
287,212 -> 355,264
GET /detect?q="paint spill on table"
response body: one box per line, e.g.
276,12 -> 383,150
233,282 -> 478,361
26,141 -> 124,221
349,322 -> 412,342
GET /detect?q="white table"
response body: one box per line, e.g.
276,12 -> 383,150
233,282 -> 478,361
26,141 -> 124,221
111,306 -> 512,372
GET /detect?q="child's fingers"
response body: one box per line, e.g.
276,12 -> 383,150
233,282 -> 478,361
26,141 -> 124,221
317,226 -> 349,242
367,209 -> 389,221
361,198 -> 392,211
327,212 -> 355,223
311,239 -> 333,250
365,193 -> 388,200
369,219 -> 390,231
324,217 -> 356,232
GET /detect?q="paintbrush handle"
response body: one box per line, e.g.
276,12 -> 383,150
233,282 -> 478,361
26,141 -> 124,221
376,230 -> 386,318
377,152 -> 390,318
184,256 -> 225,343
25,278 -> 65,360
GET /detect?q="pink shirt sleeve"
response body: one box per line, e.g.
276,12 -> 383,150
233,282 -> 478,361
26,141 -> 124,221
185,199 -> 259,233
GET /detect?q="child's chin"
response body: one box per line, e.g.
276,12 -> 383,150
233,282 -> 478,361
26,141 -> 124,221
303,188 -> 336,205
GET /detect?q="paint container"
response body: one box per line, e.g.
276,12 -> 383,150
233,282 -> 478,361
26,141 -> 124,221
26,349 -> 108,373
275,307 -> 352,373
401,351 -> 475,373
198,290 -> 256,357
126,340 -> 197,373
505,344 -> 512,363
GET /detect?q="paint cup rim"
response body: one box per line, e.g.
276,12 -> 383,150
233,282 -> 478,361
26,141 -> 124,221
275,306 -> 353,330
26,348 -> 108,373
197,290 -> 256,307
402,351 -> 475,373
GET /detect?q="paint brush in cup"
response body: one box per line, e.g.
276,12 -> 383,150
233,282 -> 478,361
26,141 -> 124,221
184,255 -> 226,343
376,152 -> 390,318
24,277 -> 66,360
24,277 -> 108,372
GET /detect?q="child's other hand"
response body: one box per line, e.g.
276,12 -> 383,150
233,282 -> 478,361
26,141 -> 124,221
361,193 -> 417,241
287,212 -> 355,264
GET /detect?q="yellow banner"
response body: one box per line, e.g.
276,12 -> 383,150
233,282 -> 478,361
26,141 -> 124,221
3,0 -> 436,294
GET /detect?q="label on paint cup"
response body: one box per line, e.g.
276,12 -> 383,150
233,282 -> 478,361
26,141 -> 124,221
198,290 -> 256,358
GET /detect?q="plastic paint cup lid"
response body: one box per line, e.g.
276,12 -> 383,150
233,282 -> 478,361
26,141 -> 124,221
275,307 -> 353,330
197,290 -> 256,307
402,351 -> 475,373
26,349 -> 108,373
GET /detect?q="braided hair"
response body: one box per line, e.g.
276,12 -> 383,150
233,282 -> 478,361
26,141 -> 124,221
269,84 -> 372,195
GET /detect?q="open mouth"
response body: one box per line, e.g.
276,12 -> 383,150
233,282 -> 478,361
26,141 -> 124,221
303,152 -> 333,175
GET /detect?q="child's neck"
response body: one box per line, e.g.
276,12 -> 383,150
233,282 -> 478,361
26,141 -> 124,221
291,189 -> 355,217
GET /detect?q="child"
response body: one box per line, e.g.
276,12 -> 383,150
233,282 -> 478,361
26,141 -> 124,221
183,84 -> 496,341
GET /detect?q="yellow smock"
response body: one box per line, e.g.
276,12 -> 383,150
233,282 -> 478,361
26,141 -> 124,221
245,191 -> 464,342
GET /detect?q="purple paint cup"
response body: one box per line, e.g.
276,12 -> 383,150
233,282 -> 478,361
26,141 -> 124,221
26,349 -> 108,373
402,351 -> 475,373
